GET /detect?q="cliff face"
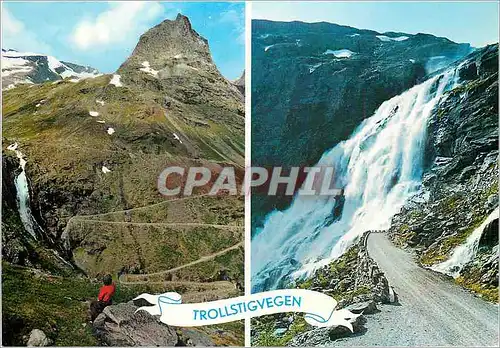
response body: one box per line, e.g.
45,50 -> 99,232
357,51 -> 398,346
251,19 -> 472,231
389,44 -> 499,301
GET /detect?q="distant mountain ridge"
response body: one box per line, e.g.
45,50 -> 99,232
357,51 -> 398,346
1,49 -> 100,89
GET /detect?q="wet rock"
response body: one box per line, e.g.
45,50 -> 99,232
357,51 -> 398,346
459,166 -> 476,182
458,62 -> 477,81
479,217 -> 499,248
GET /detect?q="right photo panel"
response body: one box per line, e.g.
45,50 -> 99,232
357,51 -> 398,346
250,1 -> 499,346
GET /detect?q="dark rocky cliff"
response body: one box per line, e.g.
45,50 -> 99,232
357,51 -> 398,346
389,44 -> 499,301
251,19 -> 472,232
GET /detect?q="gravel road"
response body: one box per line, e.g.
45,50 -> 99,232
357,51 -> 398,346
335,232 -> 499,346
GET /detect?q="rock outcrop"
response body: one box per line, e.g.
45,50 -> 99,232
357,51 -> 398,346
93,301 -> 215,346
27,329 -> 52,347
288,316 -> 366,347
118,14 -> 243,111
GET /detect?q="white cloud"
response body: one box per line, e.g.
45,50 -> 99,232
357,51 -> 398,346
219,7 -> 245,45
70,2 -> 165,50
1,7 -> 52,54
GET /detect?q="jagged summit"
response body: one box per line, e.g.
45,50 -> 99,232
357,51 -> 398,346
118,13 -> 242,109
119,14 -> 214,71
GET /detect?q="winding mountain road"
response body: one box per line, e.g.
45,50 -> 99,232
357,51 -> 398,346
62,194 -> 243,302
336,232 -> 499,347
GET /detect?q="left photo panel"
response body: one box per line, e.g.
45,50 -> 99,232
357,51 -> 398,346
2,1 -> 245,346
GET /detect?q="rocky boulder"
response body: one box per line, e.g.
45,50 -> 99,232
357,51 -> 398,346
93,302 -> 215,346
27,329 -> 52,347
288,315 -> 366,346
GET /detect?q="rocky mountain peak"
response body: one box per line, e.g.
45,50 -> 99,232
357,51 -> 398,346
117,14 -> 242,109
118,14 -> 215,77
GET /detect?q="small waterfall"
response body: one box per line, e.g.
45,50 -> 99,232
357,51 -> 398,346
252,69 -> 459,292
431,208 -> 499,278
7,143 -> 38,240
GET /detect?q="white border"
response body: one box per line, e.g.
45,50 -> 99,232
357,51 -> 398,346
244,1 -> 252,346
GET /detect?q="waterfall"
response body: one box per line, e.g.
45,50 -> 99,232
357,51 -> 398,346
7,143 -> 38,240
431,208 -> 499,278
252,69 -> 458,293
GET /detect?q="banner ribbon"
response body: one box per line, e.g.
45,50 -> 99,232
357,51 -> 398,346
134,289 -> 360,329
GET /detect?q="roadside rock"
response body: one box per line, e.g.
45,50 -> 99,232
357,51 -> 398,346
346,300 -> 378,315
288,316 -> 366,346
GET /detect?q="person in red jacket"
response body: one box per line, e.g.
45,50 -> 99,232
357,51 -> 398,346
98,274 -> 116,304
90,274 -> 116,321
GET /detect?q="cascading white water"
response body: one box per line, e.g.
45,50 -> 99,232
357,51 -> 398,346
252,69 -> 458,292
7,142 -> 38,239
431,208 -> 499,278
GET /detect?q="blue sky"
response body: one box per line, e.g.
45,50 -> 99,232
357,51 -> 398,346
2,1 -> 245,80
253,1 -> 499,47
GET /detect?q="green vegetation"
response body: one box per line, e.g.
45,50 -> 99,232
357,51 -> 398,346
2,262 -> 98,346
456,275 -> 498,303
2,262 -> 244,346
253,316 -> 310,346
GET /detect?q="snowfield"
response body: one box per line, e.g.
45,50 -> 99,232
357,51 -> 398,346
376,35 -> 409,42
109,74 -> 123,87
323,49 -> 356,58
2,49 -> 101,87
1,56 -> 33,77
139,61 -> 159,77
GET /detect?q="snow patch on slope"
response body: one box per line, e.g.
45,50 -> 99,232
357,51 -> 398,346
323,49 -> 355,58
376,35 -> 409,42
109,74 -> 123,87
139,61 -> 159,77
